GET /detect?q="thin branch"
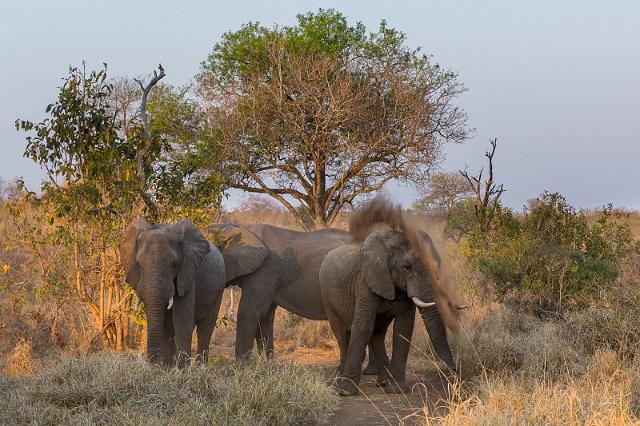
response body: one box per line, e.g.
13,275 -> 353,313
133,64 -> 165,218
134,64 -> 165,136
458,138 -> 506,232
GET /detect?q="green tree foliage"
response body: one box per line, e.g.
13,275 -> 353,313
9,64 -> 222,349
452,192 -> 639,315
146,84 -> 222,222
16,64 -> 149,217
198,8 -> 468,229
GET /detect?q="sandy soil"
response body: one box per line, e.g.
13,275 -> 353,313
278,343 -> 450,425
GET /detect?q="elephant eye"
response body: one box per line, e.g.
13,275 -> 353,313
402,261 -> 411,271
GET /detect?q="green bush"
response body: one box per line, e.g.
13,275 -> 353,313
450,192 -> 639,315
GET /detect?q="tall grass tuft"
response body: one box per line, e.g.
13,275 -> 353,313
0,352 -> 337,425
414,301 -> 640,425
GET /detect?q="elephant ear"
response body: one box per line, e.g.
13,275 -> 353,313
215,225 -> 268,283
172,221 -> 210,297
120,218 -> 151,288
360,231 -> 395,300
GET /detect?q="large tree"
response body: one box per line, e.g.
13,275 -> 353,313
198,9 -> 469,229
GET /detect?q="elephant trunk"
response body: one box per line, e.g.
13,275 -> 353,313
143,289 -> 171,364
420,306 -> 455,370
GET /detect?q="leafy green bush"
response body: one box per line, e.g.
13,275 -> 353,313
450,192 -> 639,315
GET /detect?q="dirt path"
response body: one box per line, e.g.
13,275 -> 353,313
216,329 -> 449,425
274,342 -> 451,425
322,372 -> 449,426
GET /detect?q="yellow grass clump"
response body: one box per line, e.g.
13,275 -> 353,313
428,350 -> 639,425
3,337 -> 34,377
0,352 -> 337,425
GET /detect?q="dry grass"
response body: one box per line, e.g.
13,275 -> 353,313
452,303 -> 582,380
409,300 -> 640,425
0,352 -> 337,425
426,350 -> 640,425
275,311 -> 335,350
3,337 -> 34,377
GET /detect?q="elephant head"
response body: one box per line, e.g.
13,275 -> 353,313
360,229 -> 437,307
120,218 -> 210,363
358,228 -> 455,369
212,225 -> 268,283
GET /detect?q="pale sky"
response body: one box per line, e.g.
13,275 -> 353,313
1,0 -> 638,211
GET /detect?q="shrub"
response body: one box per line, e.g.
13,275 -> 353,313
566,257 -> 640,359
451,192 -> 639,315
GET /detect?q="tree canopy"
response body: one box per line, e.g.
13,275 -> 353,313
198,9 -> 469,229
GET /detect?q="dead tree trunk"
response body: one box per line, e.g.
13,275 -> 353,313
134,64 -> 165,220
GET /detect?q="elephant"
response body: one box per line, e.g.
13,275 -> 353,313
319,197 -> 459,396
214,223 -> 351,358
120,218 -> 225,366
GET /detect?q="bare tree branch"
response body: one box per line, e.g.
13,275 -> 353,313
459,138 -> 505,232
133,64 -> 165,218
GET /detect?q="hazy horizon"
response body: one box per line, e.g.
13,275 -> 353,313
1,0 -> 638,211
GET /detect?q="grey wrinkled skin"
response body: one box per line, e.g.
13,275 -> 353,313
121,219 -> 225,366
319,228 -> 455,396
216,223 -> 389,362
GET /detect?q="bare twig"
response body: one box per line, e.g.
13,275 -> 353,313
134,64 -> 165,136
459,138 -> 506,232
133,64 -> 165,218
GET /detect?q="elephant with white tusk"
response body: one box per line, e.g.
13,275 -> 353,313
120,219 -> 225,366
213,222 -> 398,367
319,197 -> 460,396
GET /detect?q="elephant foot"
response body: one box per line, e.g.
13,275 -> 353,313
375,375 -> 388,388
362,363 -> 378,375
334,377 -> 360,396
383,379 -> 409,394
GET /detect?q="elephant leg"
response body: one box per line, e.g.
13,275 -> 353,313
362,346 -> 378,375
336,300 -> 378,396
369,316 -> 392,387
363,319 -> 391,375
325,305 -> 349,375
195,288 -> 224,364
235,280 -> 276,359
385,306 -> 415,394
160,309 -> 176,365
256,303 -> 276,358
172,294 -> 195,368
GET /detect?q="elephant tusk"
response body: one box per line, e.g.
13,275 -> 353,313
411,297 -> 435,308
456,304 -> 469,310
167,297 -> 174,310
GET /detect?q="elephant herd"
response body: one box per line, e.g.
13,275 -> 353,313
120,197 -> 462,396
